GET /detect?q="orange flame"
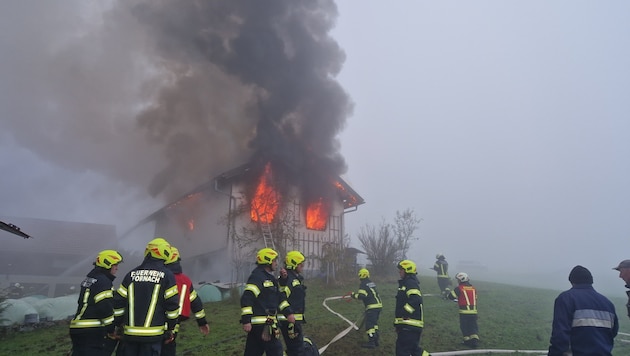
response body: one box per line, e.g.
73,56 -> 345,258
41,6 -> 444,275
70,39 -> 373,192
187,219 -> 194,231
306,197 -> 328,230
251,163 -> 280,223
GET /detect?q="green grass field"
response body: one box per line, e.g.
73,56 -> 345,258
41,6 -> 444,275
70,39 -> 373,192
2,273 -> 630,355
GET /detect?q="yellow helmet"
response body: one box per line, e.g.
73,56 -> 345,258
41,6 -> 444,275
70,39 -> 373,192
165,246 -> 180,265
145,238 -> 172,261
256,247 -> 279,265
397,259 -> 417,274
358,268 -> 370,279
144,237 -> 170,257
285,251 -> 305,269
95,250 -> 123,269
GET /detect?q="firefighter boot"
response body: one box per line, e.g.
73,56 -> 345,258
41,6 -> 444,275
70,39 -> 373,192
374,331 -> 380,346
361,336 -> 377,349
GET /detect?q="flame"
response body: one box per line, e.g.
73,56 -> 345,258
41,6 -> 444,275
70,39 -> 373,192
306,197 -> 328,230
251,163 -> 281,223
187,219 -> 194,231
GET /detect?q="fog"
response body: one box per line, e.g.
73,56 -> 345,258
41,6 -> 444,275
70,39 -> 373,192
332,1 -> 630,296
1,1 -> 629,296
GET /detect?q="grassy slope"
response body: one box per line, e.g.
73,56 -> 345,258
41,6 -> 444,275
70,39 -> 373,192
2,274 -> 630,356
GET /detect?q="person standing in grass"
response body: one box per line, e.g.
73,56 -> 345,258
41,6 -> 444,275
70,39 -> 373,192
240,248 -> 295,356
613,259 -> 630,319
69,249 -> 123,356
447,272 -> 479,348
162,246 -> 210,356
548,265 -> 618,356
394,259 -> 431,356
350,268 -> 383,349
278,250 -> 307,356
431,254 -> 452,299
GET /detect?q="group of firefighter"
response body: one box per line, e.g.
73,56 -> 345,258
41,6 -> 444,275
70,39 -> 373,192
239,249 -> 478,356
69,238 -> 208,356
67,237 -> 476,356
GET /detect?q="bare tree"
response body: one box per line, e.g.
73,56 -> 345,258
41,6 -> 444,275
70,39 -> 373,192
357,220 -> 399,276
357,209 -> 423,276
393,208 -> 422,259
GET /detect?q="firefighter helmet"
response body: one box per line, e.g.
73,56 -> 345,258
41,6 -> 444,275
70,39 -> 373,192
256,248 -> 279,265
145,239 -> 172,261
456,272 -> 469,283
358,268 -> 370,279
144,237 -> 170,257
95,250 -> 123,269
436,253 -> 445,260
285,250 -> 305,269
165,246 -> 181,265
397,260 -> 417,274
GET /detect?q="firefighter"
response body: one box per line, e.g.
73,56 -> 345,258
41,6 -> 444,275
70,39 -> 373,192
447,272 -> 479,348
349,268 -> 382,349
113,238 -> 180,356
278,250 -> 307,356
395,260 -> 431,356
162,246 -> 210,356
240,247 -> 295,356
431,254 -> 451,299
69,249 -> 123,356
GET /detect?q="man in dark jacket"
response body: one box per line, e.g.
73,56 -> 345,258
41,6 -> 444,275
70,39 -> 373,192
350,268 -> 383,349
548,265 -> 618,356
114,238 -> 180,356
395,260 -> 430,356
278,250 -> 307,356
431,254 -> 451,299
240,247 -> 295,356
613,259 -> 630,319
447,272 -> 479,348
162,246 -> 209,356
69,249 -> 123,356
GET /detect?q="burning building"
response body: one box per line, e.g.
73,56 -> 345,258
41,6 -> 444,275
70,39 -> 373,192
130,159 -> 364,285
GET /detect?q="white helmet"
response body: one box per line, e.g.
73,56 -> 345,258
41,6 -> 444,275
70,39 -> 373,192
456,272 -> 469,283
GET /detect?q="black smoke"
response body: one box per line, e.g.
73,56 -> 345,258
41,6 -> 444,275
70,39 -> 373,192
130,0 -> 353,201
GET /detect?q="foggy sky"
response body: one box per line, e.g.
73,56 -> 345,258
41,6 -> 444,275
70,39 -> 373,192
333,1 -> 630,294
1,1 -> 629,295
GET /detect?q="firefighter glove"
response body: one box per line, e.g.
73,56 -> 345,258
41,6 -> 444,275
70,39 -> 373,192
288,322 -> 298,339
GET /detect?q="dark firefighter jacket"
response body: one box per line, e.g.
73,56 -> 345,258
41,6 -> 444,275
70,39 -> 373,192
548,284 -> 618,356
448,282 -> 477,314
167,261 -> 208,328
432,259 -> 449,278
394,273 -> 424,331
241,265 -> 292,325
114,257 -> 180,342
69,267 -> 116,335
352,278 -> 383,310
278,269 -> 306,322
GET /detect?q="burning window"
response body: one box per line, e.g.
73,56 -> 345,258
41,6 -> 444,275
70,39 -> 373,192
250,163 -> 281,224
306,197 -> 328,231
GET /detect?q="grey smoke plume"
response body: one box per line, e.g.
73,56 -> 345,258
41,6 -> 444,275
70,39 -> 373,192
0,0 -> 352,208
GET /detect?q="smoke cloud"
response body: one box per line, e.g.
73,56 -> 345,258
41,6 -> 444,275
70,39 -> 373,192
0,0 -> 352,220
